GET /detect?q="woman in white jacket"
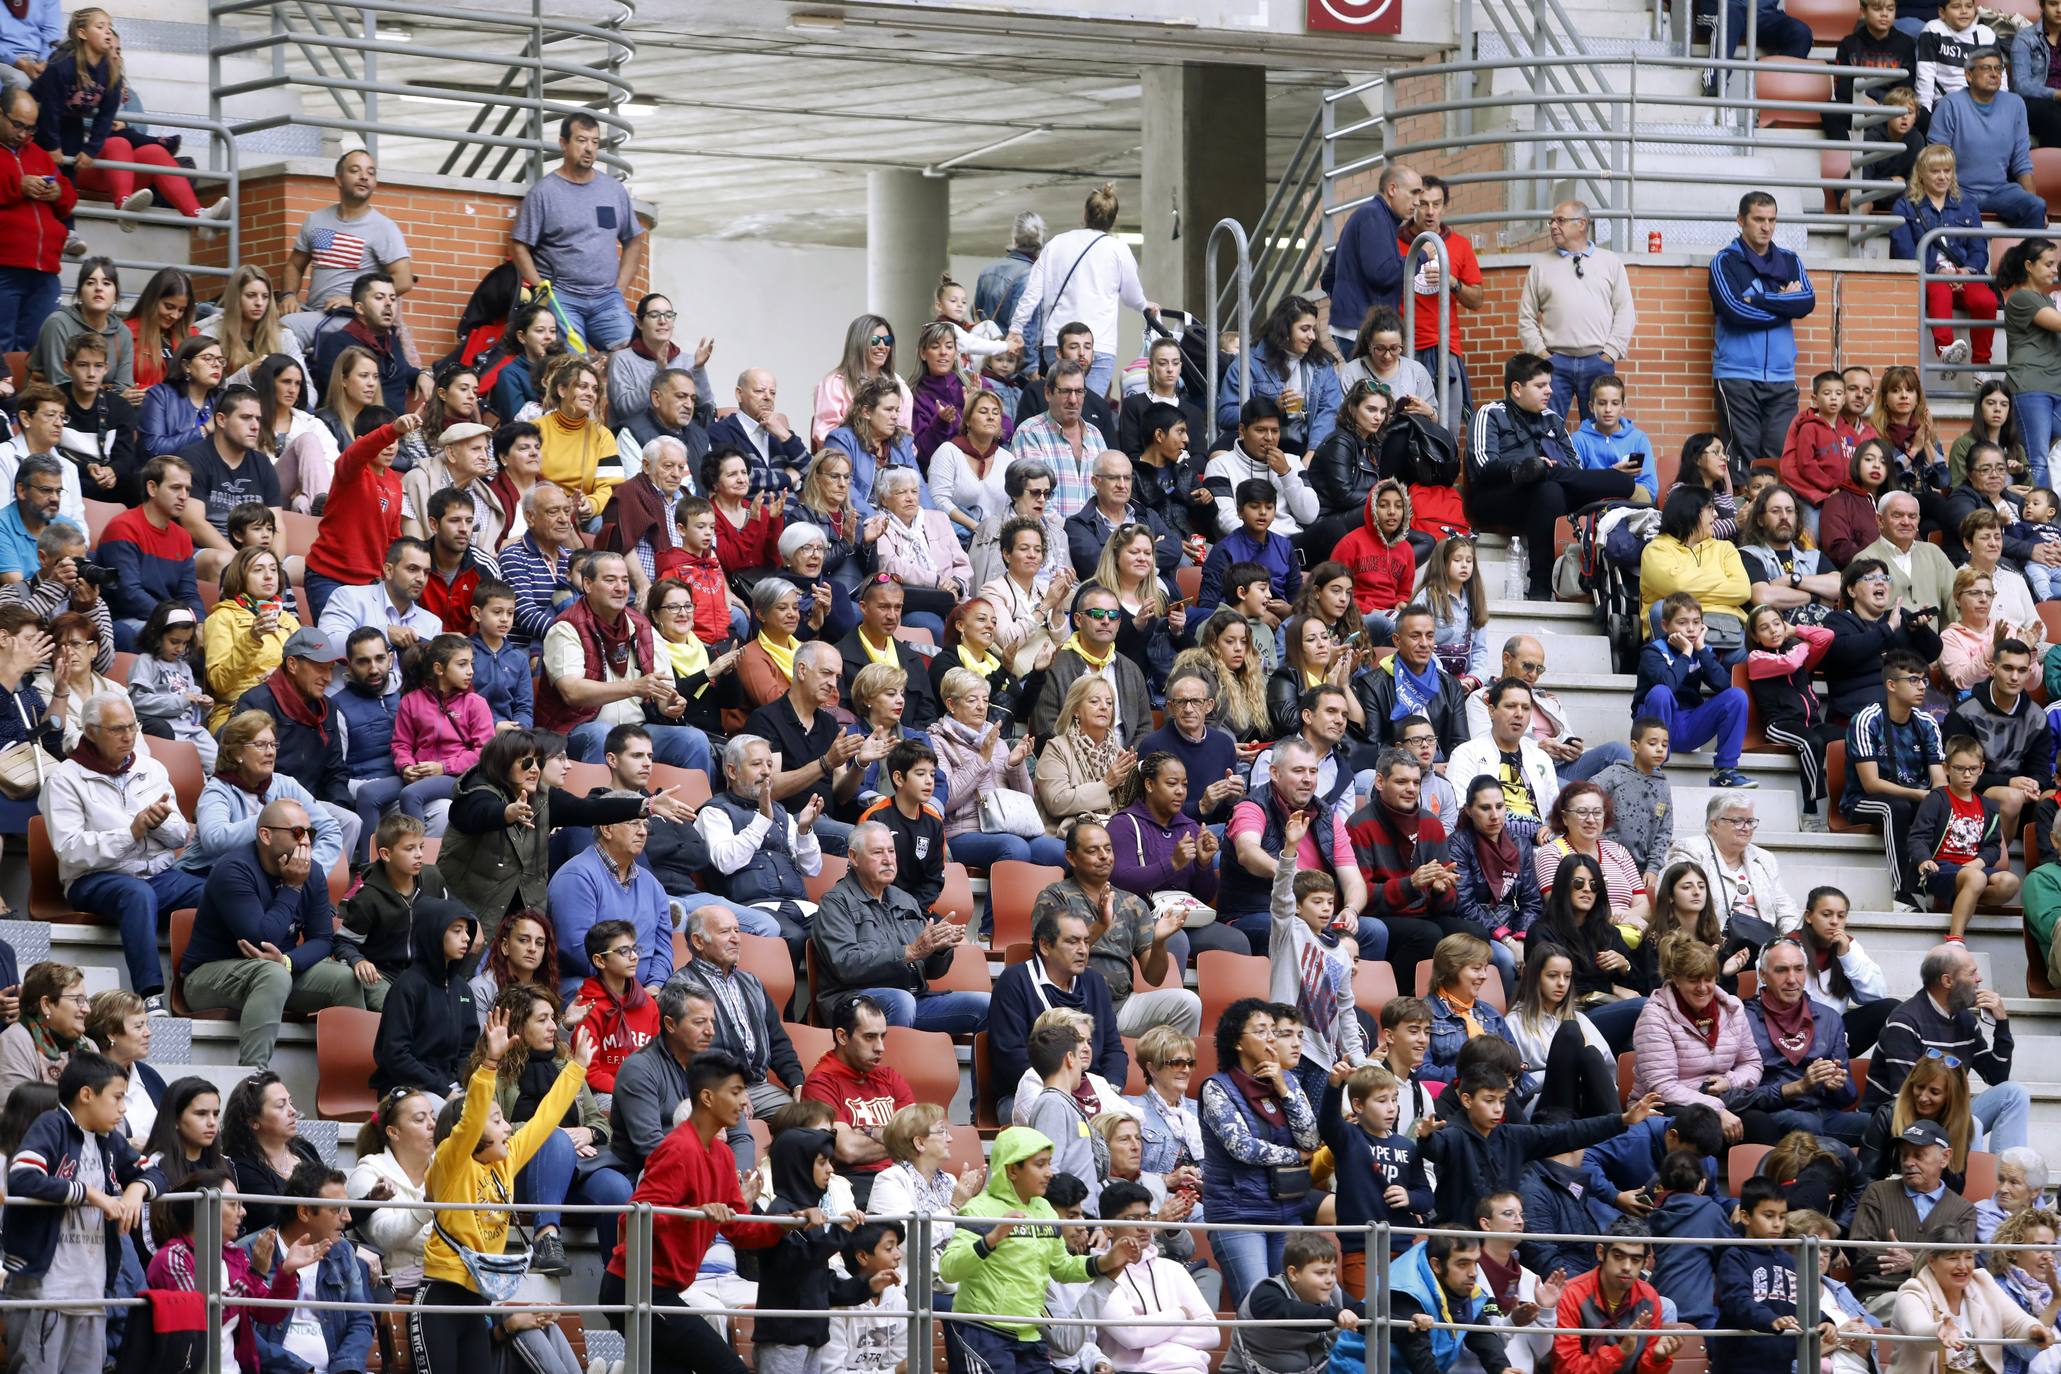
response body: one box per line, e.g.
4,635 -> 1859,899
1797,886 -> 1896,1056
345,1086 -> 438,1294
1661,790 -> 1803,936
1094,1178 -> 1221,1374
866,1104 -> 982,1291
1891,1247 -> 2055,1374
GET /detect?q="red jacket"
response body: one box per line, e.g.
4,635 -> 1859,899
800,1050 -> 912,1177
1335,482 -> 1418,615
0,143 -> 76,274
1552,1269 -> 1676,1374
568,975 -> 658,1094
1778,412 -> 1863,505
605,1118 -> 783,1291
306,423 -> 404,585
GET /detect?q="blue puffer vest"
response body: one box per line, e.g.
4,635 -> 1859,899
1218,782 -> 1343,918
1201,1071 -> 1302,1224
332,681 -> 397,781
702,791 -> 805,906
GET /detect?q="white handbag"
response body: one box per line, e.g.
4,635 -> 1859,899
978,787 -> 1045,839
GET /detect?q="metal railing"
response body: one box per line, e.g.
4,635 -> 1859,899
1204,218 -> 1255,450
1913,224 -> 2057,403
207,0 -> 636,186
66,110 -> 243,283
1400,229 -> 1454,425
107,1191 -> 2055,1374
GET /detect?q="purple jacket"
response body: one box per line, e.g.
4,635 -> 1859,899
391,685 -> 495,775
1107,800 -> 1218,903
1631,983 -> 1764,1111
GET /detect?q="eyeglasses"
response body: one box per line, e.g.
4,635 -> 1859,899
1369,342 -> 1404,357
264,824 -> 314,841
1159,1057 -> 1196,1070
1400,733 -> 1438,746
3,116 -> 34,134
1054,387 -> 1087,400
605,944 -> 639,960
658,601 -> 692,614
59,993 -> 90,1009
1513,660 -> 1545,675
1565,807 -> 1605,820
1857,572 -> 1891,585
1549,215 -> 1587,226
1717,816 -> 1759,830
868,334 -> 893,347
1888,673 -> 1927,685
1079,608 -> 1122,622
1923,1049 -> 1964,1069
1168,695 -> 1211,709
515,756 -> 541,769
643,310 -> 678,323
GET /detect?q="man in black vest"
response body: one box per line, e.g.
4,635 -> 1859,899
1221,736 -> 1371,949
835,577 -> 941,728
691,733 -> 825,966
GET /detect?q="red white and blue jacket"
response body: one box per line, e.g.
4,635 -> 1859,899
4,1103 -> 163,1286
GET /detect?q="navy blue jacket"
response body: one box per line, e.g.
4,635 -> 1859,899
1136,724 -> 1244,822
243,1227 -> 377,1374
331,679 -> 398,783
4,1105 -> 163,1285
988,959 -> 1126,1100
1517,1157 -> 1617,1279
469,634 -> 534,729
181,842 -> 336,976
1716,1242 -> 1803,1374
1321,197 -> 1406,336
1420,1108 -> 1622,1232
1740,997 -> 1858,1114
1319,1080 -> 1432,1252
1646,1189 -> 1737,1328
1634,638 -> 1730,714
1581,1118 -> 1724,1205
1451,823 -> 1543,936
706,413 -> 809,499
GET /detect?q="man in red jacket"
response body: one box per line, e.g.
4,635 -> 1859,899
1552,1218 -> 1684,1374
0,87 -> 75,352
600,1048 -> 787,1374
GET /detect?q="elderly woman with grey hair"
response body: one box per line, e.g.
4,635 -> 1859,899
970,457 -> 1069,589
766,521 -> 858,643
735,578 -> 809,710
1662,790 -> 1802,942
1980,1148 -> 2058,1243
873,465 -> 971,641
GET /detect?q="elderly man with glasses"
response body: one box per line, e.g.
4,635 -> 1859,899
180,797 -> 368,1065
1738,936 -> 1869,1148
1063,451 -> 1183,580
1664,792 -> 1803,940
40,692 -> 199,1015
1516,200 -> 1638,423
1138,664 -> 1248,824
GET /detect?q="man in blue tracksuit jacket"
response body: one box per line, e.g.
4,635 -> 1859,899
1320,163 -> 1421,356
1709,191 -> 1817,467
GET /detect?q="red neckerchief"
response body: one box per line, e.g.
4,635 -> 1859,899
66,737 -> 130,777
628,337 -> 680,366
264,666 -> 330,745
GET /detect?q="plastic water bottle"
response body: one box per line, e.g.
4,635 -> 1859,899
1503,535 -> 1527,600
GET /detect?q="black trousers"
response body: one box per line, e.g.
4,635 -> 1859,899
411,1280 -> 491,1374
598,1271 -> 748,1374
1532,1019 -> 1621,1119
1841,996 -> 1895,1057
1467,468 -> 1637,595
2030,95 -> 2061,149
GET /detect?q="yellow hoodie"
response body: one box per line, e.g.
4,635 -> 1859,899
421,1058 -> 586,1290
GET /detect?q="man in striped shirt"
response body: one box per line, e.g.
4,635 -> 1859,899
1861,943 -> 2028,1150
498,481 -> 579,647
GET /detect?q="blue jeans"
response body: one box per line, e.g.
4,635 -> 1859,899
554,286 -> 637,352
1549,353 -> 1616,423
1560,741 -> 1632,782
1719,0 -> 1813,60
352,774 -> 458,860
302,571 -> 347,624
945,831 -> 1070,868
514,1126 -> 635,1256
568,718 -> 711,775
1041,345 -> 1117,399
1971,1079 -> 2031,1152
1214,1226 -> 1287,1310
113,618 -> 148,654
1638,686 -> 1749,769
2020,391 -> 2060,489
0,266 -> 60,352
814,815 -> 853,857
68,867 -> 208,996
1980,185 -> 2050,231
2027,561 -> 2061,602
858,987 -> 992,1034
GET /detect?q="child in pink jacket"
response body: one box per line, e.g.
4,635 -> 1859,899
391,632 -> 496,786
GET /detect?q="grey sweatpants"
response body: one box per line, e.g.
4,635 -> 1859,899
5,1279 -> 105,1374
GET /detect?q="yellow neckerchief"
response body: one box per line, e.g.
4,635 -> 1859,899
1064,631 -> 1114,670
858,627 -> 897,666
957,641 -> 1002,678
660,634 -> 713,699
1303,668 -> 1326,690
756,632 -> 798,681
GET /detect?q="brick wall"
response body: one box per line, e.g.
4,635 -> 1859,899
197,160 -> 652,359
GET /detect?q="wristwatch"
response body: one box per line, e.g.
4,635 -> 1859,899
1788,570 -> 1803,588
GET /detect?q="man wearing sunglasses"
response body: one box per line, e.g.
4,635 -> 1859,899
1028,584 -> 1152,747
1819,556 -> 1946,720
180,798 -> 369,1066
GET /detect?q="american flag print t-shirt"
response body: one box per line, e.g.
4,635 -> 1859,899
293,206 -> 410,307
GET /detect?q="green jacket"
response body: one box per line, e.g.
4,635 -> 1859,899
937,1126 -> 1096,1341
2025,862 -> 2061,987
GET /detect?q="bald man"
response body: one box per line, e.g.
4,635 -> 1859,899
1323,160 -> 1421,356
707,368 -> 808,497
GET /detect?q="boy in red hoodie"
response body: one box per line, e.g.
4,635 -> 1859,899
1335,479 -> 1417,643
673,493 -> 748,645
569,917 -> 659,1096
1778,371 -> 1863,536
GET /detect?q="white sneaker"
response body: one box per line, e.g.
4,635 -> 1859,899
62,234 -> 86,258
1940,338 -> 1971,367
198,197 -> 232,222
116,188 -> 152,231
1799,813 -> 1828,833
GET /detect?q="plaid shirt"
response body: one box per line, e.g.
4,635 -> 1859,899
1010,414 -> 1097,519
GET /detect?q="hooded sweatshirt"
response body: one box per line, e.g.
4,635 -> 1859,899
335,859 -> 449,976
939,1126 -> 1102,1341
756,1128 -> 874,1349
568,974 -> 659,1095
1572,417 -> 1658,501
370,900 -> 481,1096
1336,480 -> 1418,616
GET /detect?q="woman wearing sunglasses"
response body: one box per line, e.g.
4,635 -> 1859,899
1527,851 -> 1646,1052
812,313 -> 912,446
1858,1049 -> 1983,1191
440,728 -> 681,956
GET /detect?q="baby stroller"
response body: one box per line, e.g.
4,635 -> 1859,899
1591,502 -> 1660,674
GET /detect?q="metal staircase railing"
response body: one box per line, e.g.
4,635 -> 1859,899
208,0 -> 636,185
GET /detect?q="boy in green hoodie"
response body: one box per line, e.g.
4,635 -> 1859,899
939,1126 -> 1142,1374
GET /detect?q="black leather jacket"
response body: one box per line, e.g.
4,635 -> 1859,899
1309,427 -> 1381,516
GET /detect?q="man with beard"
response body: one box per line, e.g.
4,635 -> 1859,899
1357,604 -> 1471,758
1863,944 -> 2028,1149
414,484 -> 500,635
1738,482 -> 1841,618
1222,736 -> 1375,954
309,271 -> 428,415
1345,747 -> 1465,989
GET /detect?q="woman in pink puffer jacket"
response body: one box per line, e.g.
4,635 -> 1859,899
1630,932 -> 1763,1139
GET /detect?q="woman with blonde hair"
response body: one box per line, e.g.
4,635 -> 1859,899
1005,183 -> 1152,398
1171,611 -> 1269,742
787,448 -> 872,594
1125,1025 -> 1205,1176
1859,1050 -> 1981,1187
1988,1205 -> 2061,1374
812,313 -> 913,445
1893,143 -> 1996,372
1760,1128 -> 1853,1219
1939,564 -> 2038,691
202,265 -> 303,379
1088,522 -> 1186,691
930,388 -> 1014,541
1890,1246 -> 2055,1374
315,344 -> 381,450
928,664 -> 1064,869
202,545 -> 302,729
1034,674 -> 1134,836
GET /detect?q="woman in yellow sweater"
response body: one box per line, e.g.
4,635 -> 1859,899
1638,484 -> 1750,652
535,355 -> 621,522
411,1002 -> 593,1374
202,546 -> 302,730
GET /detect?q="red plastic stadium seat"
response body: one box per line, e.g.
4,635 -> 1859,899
1753,59 -> 1834,129
315,1005 -> 382,1121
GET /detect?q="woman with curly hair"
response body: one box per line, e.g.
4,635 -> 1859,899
1171,610 -> 1270,743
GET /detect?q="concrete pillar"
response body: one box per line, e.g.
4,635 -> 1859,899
1140,63 -> 1267,319
867,169 -> 950,344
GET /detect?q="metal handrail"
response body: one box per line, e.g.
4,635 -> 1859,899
1914,224 -> 2061,403
66,109 -> 242,281
1400,229 -> 1453,425
208,0 -> 635,184
1204,218 -> 1254,451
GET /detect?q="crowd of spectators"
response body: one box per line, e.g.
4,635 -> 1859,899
7,5 -> 2061,1374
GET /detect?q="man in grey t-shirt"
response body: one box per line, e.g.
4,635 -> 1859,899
511,111 -> 644,352
280,149 -> 415,353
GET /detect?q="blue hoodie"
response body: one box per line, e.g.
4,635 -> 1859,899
1572,417 -> 1658,500
1715,1242 -> 1804,1374
1708,237 -> 1816,383
1646,1189 -> 1737,1328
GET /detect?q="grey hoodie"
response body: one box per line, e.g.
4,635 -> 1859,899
28,301 -> 135,392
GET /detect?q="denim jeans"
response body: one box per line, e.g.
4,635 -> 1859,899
1213,1227 -> 1287,1310
68,867 -> 208,996
1584,996 -> 1647,1053
551,286 -> 637,352
1980,185 -> 2050,232
2020,391 -> 2060,489
302,570 -> 347,624
0,267 -> 60,353
352,774 -> 458,860
1718,0 -> 1813,61
945,830 -> 1070,868
113,618 -> 148,654
2027,562 -> 2061,602
1560,741 -> 1632,782
858,986 -> 992,1034
1639,687 -> 1749,769
1041,345 -> 1117,399
1548,353 -> 1615,423
670,891 -> 784,939
568,718 -> 712,775
515,1126 -> 635,1256
1971,1080 -> 2031,1152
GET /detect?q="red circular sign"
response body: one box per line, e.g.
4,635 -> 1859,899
1308,0 -> 1401,30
